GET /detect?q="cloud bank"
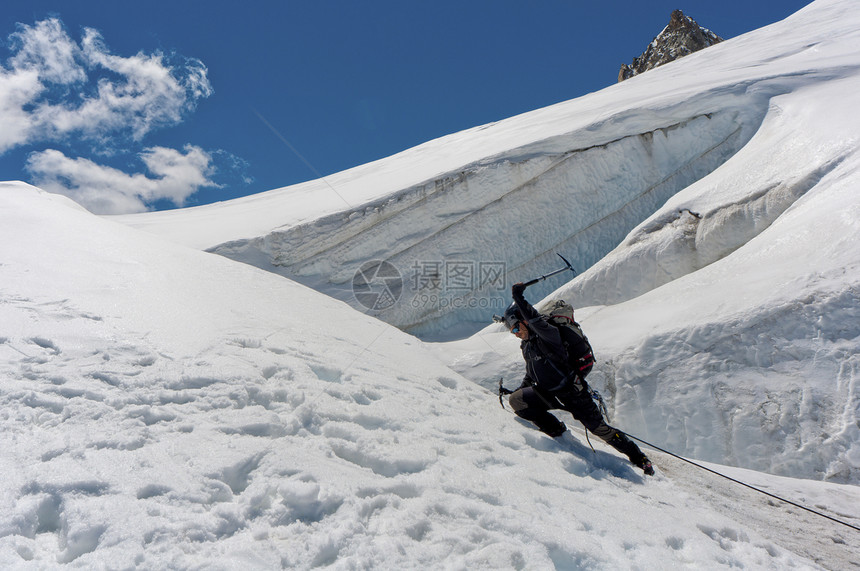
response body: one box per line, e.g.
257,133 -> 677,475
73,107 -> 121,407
1,18 -> 223,213
25,146 -> 219,215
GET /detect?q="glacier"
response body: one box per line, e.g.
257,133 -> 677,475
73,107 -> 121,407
2,0 -> 860,567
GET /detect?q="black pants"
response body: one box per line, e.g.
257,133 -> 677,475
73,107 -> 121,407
509,384 -> 646,463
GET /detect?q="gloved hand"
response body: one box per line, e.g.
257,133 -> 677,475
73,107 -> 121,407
518,377 -> 535,390
511,282 -> 526,296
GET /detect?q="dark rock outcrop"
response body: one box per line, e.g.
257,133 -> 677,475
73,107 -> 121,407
619,10 -> 724,82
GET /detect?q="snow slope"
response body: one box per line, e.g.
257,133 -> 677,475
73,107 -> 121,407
2,182 -> 859,569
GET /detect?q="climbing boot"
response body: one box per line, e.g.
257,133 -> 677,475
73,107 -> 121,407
544,421 -> 567,438
635,456 -> 655,476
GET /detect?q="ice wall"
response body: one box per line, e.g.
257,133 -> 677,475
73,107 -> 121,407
211,107 -> 756,339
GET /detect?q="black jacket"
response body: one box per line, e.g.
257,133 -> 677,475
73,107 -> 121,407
513,290 -> 579,394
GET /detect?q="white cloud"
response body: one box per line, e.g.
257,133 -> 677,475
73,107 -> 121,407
0,18 -> 230,212
0,18 -> 213,153
25,146 -> 220,214
0,67 -> 43,153
9,18 -> 86,84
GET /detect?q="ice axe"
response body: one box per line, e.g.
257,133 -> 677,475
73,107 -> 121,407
492,253 -> 577,325
521,253 -> 576,289
498,378 -> 512,408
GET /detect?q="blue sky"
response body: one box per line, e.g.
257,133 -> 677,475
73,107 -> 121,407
1,1 -> 812,213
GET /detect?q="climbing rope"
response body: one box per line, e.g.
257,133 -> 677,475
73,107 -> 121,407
628,433 -> 860,533
495,380 -> 858,532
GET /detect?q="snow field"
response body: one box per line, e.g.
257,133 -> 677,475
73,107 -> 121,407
0,332 -> 829,569
2,183 -> 850,568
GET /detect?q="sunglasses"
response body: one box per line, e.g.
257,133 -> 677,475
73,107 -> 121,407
510,323 -> 521,334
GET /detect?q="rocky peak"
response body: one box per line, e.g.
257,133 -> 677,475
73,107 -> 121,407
618,10 -> 724,82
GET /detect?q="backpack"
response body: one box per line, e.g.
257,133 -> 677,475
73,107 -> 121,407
545,300 -> 595,377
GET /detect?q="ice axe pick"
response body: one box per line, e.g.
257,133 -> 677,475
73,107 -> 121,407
521,253 -> 577,288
